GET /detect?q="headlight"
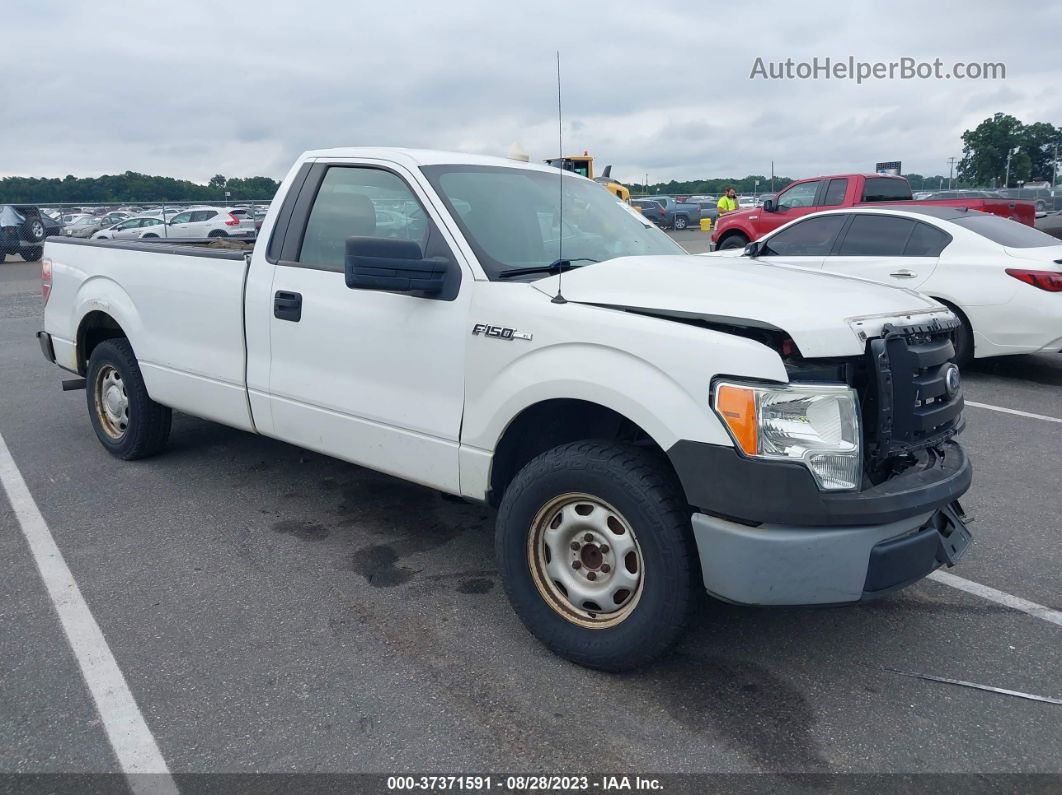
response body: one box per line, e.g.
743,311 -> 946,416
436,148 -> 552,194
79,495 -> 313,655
712,380 -> 861,491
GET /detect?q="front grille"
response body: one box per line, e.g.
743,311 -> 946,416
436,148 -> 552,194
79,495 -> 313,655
862,316 -> 964,479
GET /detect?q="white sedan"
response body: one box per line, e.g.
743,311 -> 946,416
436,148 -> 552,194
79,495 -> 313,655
92,215 -> 168,240
703,205 -> 1062,363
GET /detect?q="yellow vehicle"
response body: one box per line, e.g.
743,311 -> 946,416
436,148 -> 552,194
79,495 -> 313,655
544,153 -> 632,204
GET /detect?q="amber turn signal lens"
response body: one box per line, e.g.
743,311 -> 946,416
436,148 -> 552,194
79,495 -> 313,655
715,384 -> 758,455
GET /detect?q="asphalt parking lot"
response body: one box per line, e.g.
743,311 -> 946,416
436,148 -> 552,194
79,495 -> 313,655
1,245 -> 1060,784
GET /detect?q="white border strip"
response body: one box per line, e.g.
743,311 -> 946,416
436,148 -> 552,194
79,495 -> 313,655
965,401 -> 1062,424
929,570 -> 1062,627
0,431 -> 178,795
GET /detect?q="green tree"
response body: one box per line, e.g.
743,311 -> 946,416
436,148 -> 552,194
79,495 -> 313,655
958,113 -> 1062,187
208,174 -> 227,189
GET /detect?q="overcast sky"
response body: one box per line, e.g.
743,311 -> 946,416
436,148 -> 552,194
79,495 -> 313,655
4,1 -> 1060,185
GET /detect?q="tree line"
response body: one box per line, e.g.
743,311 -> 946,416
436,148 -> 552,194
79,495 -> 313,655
3,113 -> 1056,204
0,171 -> 280,204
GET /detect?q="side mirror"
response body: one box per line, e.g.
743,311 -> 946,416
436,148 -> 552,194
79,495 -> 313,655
762,198 -> 776,213
744,241 -> 761,257
345,237 -> 446,295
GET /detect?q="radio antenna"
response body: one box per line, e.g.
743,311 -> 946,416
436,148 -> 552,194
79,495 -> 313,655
552,50 -> 567,304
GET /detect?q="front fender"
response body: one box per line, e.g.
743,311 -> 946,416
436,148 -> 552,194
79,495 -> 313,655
464,341 -> 741,456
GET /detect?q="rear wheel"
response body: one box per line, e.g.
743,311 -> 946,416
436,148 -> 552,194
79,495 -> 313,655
496,441 -> 697,671
207,229 -> 227,238
86,339 -> 172,459
21,246 -> 43,261
937,300 -> 974,366
673,215 -> 688,230
718,233 -> 749,250
23,217 -> 46,243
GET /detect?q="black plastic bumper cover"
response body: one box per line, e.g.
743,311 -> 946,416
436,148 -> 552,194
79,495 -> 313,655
37,331 -> 55,364
668,439 -> 972,527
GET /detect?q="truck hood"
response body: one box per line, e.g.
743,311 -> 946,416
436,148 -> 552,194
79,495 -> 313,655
532,255 -> 949,357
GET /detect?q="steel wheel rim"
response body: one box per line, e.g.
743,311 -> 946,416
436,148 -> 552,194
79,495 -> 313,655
31,221 -> 44,238
94,365 -> 129,440
528,492 -> 644,629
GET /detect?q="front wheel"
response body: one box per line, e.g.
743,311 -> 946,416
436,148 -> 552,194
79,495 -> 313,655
718,233 -> 749,250
86,339 -> 172,459
673,215 -> 688,230
21,246 -> 43,261
496,441 -> 697,671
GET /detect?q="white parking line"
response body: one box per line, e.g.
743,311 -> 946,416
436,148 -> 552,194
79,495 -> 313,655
0,431 -> 178,795
965,401 -> 1062,424
930,570 -> 1062,628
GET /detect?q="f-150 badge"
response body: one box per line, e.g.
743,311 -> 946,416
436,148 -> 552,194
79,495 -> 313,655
472,323 -> 533,341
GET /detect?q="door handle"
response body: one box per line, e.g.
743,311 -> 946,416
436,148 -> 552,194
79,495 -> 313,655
889,269 -> 917,278
273,290 -> 302,322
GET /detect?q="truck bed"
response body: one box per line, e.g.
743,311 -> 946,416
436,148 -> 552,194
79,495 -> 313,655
43,236 -> 255,431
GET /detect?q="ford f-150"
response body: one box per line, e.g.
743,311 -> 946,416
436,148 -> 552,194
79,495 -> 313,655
37,148 -> 975,670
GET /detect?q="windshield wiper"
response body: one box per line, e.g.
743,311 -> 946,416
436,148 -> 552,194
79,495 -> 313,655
498,258 -> 598,279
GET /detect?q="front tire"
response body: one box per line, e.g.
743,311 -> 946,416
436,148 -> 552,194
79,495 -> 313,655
86,339 -> 172,459
718,233 -> 749,250
496,441 -> 697,671
21,246 -> 43,261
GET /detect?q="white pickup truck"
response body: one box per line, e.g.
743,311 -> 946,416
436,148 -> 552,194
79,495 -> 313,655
38,148 -> 974,670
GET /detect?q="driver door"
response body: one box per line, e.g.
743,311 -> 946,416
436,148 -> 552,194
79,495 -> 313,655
165,211 -> 194,237
264,161 -> 471,493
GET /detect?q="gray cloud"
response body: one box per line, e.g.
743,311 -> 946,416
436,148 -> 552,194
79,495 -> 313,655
2,0 -> 1060,185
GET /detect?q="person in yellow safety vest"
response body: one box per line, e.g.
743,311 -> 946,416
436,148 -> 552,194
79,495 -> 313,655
717,186 -> 738,215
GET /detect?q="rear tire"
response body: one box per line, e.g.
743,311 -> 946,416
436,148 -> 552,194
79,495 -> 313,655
21,246 -> 43,261
86,339 -> 172,460
718,233 -> 749,250
23,217 -> 46,243
496,441 -> 697,671
207,229 -> 227,238
673,215 -> 688,230
937,301 -> 974,366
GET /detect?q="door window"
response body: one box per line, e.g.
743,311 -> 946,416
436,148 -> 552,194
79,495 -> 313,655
836,215 -> 917,256
190,210 -> 217,222
776,181 -> 821,210
298,167 -> 429,271
904,223 -> 951,256
821,178 -> 848,206
761,215 -> 848,257
169,212 -> 192,224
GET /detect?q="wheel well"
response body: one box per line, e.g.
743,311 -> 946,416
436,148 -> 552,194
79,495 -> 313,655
488,399 -> 677,507
77,311 -> 127,375
929,297 -> 971,332
718,229 -> 749,245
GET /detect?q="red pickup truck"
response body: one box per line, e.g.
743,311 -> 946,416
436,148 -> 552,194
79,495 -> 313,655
710,173 -> 1036,250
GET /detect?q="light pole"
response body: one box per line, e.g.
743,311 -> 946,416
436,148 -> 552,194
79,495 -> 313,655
947,156 -> 957,190
1054,141 -> 1059,187
1004,146 -> 1019,189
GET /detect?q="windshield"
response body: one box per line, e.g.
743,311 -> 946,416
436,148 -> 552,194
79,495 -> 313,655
420,164 -> 685,279
952,214 -> 1060,248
